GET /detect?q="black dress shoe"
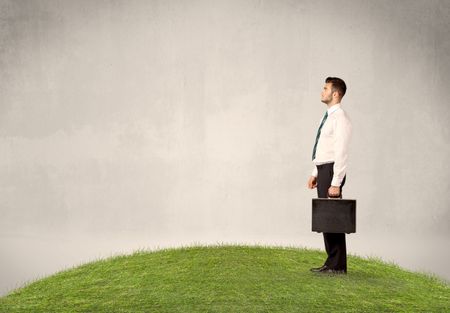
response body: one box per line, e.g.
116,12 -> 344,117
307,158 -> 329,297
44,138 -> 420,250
310,265 -> 329,272
310,265 -> 347,274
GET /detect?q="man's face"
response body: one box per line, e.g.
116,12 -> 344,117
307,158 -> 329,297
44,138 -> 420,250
321,83 -> 334,104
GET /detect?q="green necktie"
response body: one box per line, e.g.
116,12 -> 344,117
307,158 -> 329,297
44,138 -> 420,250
312,111 -> 328,160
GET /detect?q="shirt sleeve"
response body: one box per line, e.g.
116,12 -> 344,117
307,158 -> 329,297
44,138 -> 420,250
331,113 -> 352,187
311,166 -> 318,177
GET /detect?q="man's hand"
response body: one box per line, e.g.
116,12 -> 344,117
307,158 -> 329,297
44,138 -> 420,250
307,176 -> 317,189
328,186 -> 341,198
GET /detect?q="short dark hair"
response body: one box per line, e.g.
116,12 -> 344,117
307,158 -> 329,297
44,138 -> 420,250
325,77 -> 347,98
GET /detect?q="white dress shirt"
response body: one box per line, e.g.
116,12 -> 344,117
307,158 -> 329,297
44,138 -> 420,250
311,103 -> 352,187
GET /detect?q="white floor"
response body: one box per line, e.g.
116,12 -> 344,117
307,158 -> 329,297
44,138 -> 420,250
1,230 -> 449,297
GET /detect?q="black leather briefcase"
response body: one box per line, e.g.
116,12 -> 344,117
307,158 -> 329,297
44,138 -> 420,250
312,198 -> 356,234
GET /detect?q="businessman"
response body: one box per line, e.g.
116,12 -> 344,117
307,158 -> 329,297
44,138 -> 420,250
307,77 -> 352,274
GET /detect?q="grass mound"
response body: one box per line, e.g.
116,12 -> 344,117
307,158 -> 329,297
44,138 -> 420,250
1,244 -> 448,312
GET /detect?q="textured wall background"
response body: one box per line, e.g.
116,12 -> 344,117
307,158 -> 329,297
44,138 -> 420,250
1,0 -> 449,295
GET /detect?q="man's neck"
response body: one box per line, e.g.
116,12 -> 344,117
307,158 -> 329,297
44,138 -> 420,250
327,101 -> 341,109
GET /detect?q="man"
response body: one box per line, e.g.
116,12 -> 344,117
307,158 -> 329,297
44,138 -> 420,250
307,77 -> 352,274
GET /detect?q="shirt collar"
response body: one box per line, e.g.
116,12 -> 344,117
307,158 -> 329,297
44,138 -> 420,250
327,103 -> 341,115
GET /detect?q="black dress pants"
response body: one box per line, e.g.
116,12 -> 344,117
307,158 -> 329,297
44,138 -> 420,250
316,162 -> 347,271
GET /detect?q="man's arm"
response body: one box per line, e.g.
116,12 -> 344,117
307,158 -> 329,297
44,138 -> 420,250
331,113 -> 352,187
311,167 -> 318,178
307,166 -> 318,189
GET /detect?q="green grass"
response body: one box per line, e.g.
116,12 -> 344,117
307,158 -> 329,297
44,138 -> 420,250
1,244 -> 448,312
